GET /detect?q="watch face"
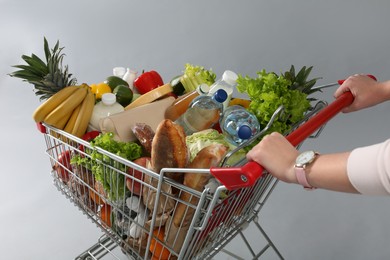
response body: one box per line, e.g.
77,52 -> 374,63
296,151 -> 316,166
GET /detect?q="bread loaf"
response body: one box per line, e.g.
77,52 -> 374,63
150,119 -> 188,183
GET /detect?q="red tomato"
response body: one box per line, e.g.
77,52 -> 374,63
78,130 -> 101,155
54,150 -> 72,183
126,157 -> 150,196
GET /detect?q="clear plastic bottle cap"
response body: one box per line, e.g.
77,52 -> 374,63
237,124 -> 252,140
214,89 -> 228,103
101,93 -> 117,105
222,70 -> 238,86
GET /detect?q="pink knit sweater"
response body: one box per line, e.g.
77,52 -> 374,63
348,139 -> 390,195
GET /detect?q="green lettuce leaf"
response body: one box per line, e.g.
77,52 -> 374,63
71,132 -> 142,202
236,69 -> 310,136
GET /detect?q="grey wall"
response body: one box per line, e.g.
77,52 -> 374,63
1,0 -> 390,259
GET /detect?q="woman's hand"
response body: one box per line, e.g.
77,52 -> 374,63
334,74 -> 389,113
246,132 -> 299,183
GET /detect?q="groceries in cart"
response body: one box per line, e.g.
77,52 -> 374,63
10,38 -> 326,259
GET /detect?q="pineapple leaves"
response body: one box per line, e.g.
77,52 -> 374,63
9,37 -> 77,101
282,65 -> 322,95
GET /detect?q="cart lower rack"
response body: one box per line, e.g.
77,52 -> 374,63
38,92 -> 354,259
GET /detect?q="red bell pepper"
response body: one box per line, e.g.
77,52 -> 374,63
82,130 -> 101,141
133,70 -> 164,94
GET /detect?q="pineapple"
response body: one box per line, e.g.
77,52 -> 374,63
9,37 -> 77,101
282,65 -> 322,98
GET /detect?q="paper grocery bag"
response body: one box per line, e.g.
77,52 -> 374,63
99,97 -> 175,142
142,174 -> 175,216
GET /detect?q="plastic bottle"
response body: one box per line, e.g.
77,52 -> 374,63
89,93 -> 124,131
113,67 -> 126,78
175,89 -> 227,136
123,68 -> 138,92
220,105 -> 260,145
208,70 -> 238,109
165,83 -> 210,121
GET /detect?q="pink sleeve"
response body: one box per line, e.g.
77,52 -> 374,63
347,139 -> 390,195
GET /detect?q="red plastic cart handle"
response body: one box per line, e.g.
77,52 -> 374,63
210,91 -> 355,190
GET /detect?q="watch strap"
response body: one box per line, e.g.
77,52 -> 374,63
295,166 -> 317,190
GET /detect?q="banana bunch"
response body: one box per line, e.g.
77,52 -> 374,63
33,84 -> 96,138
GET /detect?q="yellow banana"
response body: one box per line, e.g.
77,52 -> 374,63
46,110 -> 72,129
44,87 -> 88,126
63,84 -> 90,133
32,85 -> 78,122
72,90 -> 96,138
63,104 -> 82,134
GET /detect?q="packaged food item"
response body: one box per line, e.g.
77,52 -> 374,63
89,93 -> 124,131
99,96 -> 175,142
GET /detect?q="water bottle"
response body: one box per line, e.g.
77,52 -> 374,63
220,105 -> 260,145
165,83 -> 210,121
208,70 -> 238,109
89,93 -> 124,131
122,68 -> 138,92
175,89 -> 227,136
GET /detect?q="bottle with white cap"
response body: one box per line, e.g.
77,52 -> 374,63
122,68 -> 138,92
220,105 -> 260,145
88,93 -> 124,131
208,70 -> 238,109
113,67 -> 127,78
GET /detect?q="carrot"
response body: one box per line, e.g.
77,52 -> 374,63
149,227 -> 171,260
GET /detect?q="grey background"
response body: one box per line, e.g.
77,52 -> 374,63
1,0 -> 390,259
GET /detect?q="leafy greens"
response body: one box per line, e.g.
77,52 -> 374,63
71,132 -> 142,202
180,63 -> 216,93
236,69 -> 310,135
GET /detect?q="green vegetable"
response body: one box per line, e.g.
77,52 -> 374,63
236,69 -> 310,135
71,132 -> 142,201
180,63 -> 216,93
170,75 -> 185,96
186,129 -> 246,165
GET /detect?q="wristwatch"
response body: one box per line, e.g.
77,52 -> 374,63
294,150 -> 318,190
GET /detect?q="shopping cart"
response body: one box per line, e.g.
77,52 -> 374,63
37,90 -> 355,260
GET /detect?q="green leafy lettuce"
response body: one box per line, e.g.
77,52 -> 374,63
180,63 -> 216,93
236,69 -> 310,135
71,132 -> 142,202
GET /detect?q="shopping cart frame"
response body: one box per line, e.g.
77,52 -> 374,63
38,91 -> 354,260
